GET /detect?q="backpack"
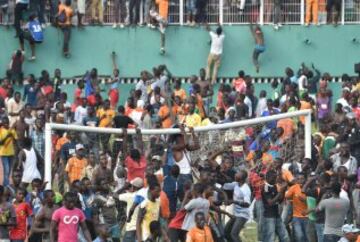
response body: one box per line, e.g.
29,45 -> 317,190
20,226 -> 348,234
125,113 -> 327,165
57,9 -> 67,24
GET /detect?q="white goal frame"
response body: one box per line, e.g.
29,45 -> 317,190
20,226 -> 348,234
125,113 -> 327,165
44,109 -> 312,189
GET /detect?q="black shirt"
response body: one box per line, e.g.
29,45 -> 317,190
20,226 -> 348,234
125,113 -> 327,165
113,115 -> 134,128
262,184 -> 279,218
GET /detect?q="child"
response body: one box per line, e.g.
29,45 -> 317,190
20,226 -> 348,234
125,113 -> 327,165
9,188 -> 33,242
0,185 -> 16,241
7,50 -> 24,85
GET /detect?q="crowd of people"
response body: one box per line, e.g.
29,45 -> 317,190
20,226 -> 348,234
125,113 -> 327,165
0,56 -> 359,242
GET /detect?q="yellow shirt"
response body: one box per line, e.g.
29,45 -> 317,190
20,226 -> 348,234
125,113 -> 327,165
184,113 -> 202,127
140,198 -> 160,240
65,157 -> 87,183
97,108 -> 115,127
0,128 -> 17,156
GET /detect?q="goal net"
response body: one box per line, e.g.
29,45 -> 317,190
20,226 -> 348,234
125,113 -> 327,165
44,109 -> 312,190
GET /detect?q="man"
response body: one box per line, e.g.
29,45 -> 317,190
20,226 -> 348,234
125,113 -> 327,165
0,117 -> 17,186
149,6 -> 168,54
5,169 -> 22,201
183,101 -> 202,127
262,170 -> 289,242
136,182 -> 163,242
57,0 -> 73,58
331,142 -> 358,178
31,118 -> 45,158
92,153 -> 113,189
50,192 -> 92,242
96,99 -> 115,152
12,109 -> 29,149
14,0 -> 29,37
317,182 -> 350,242
7,91 -> 24,126
65,144 -> 88,184
74,97 -> 88,125
285,173 -> 309,242
82,106 -> 100,157
249,24 -> 265,73
205,24 -> 225,85
339,224 -> 360,242
223,170 -> 251,242
119,178 -> 144,242
19,13 -> 44,61
17,137 -> 42,187
182,183 -> 210,232
31,190 -> 58,242
186,212 -> 214,242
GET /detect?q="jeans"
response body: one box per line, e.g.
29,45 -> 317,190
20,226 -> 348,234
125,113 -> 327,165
253,199 -> 264,242
91,0 -> 104,22
224,217 -> 248,242
263,217 -> 289,242
1,156 -> 13,186
315,223 -> 324,242
122,230 -> 136,242
14,3 -> 28,36
49,0 -> 59,22
323,234 -> 341,242
177,173 -> 192,201
195,0 -> 207,23
168,228 -> 187,242
129,0 -> 140,24
61,26 -> 71,53
142,0 -> 152,23
114,0 -> 127,23
292,217 -> 309,242
30,0 -> 45,24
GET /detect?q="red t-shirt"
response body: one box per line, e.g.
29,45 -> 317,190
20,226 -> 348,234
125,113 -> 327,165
52,207 -> 86,242
9,202 -> 32,240
168,209 -> 186,229
0,87 -> 7,100
124,155 -> 147,181
233,78 -> 247,94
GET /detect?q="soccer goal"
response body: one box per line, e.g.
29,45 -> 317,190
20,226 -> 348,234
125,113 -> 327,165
44,109 -> 312,189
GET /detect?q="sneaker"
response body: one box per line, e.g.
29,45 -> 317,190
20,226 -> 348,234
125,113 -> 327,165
41,23 -> 46,29
160,47 -> 165,55
191,21 -> 196,27
29,56 -> 36,61
305,23 -> 309,26
113,23 -> 117,28
147,23 -> 152,28
274,24 -> 279,30
150,24 -> 156,29
277,23 -> 282,27
186,20 -> 191,25
119,24 -> 125,28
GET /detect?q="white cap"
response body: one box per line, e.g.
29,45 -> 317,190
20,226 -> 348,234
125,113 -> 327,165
342,224 -> 360,234
76,144 -> 85,150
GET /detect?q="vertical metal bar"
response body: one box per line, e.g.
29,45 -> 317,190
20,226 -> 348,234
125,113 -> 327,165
341,0 -> 345,25
300,0 -> 305,24
259,0 -> 264,24
180,0 -> 184,25
304,111 -> 312,159
44,123 -> 52,190
140,0 -> 144,24
219,0 -> 224,24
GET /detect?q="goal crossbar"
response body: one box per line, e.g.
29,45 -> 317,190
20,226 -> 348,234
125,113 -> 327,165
44,109 -> 312,189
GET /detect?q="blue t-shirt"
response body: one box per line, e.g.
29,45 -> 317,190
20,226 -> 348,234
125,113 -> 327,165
23,84 -> 38,107
28,20 -> 43,42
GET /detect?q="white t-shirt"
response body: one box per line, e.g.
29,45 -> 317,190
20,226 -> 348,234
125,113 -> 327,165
118,192 -> 138,231
298,75 -> 308,91
209,31 -> 225,55
74,105 -> 88,125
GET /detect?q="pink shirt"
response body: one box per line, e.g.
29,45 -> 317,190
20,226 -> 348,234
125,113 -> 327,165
125,155 -> 147,181
52,207 -> 86,242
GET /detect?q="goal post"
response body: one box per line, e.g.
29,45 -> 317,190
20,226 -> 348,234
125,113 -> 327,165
44,109 -> 312,189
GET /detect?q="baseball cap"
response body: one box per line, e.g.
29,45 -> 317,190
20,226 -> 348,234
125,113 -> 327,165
342,224 -> 360,234
130,177 -> 144,188
151,155 -> 161,161
346,112 -> 356,120
75,144 -> 85,150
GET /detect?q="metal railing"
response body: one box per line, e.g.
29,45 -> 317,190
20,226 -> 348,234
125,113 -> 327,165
0,0 -> 359,25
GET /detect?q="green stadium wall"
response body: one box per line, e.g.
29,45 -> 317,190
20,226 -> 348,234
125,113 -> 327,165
1,25 -> 356,106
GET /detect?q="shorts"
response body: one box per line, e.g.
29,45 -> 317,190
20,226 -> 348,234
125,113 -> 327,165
255,44 -> 266,53
19,31 -> 42,45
